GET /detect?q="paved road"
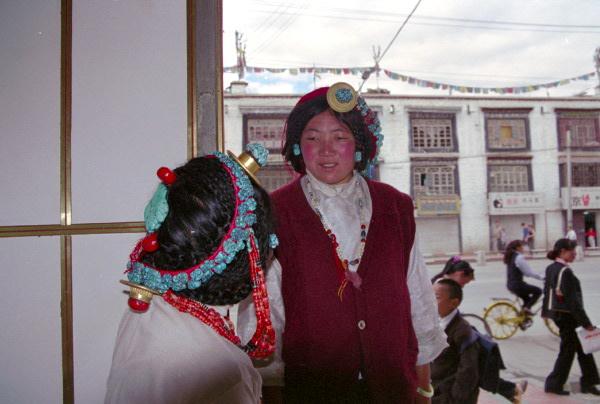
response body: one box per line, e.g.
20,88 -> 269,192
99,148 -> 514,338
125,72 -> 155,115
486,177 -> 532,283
428,256 -> 600,403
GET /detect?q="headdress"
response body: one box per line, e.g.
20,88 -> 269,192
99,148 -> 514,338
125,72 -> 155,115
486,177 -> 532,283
121,143 -> 276,358
296,82 -> 383,177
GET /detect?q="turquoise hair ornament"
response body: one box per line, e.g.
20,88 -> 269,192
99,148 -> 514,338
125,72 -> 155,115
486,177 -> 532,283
292,143 -> 301,156
144,183 -> 169,233
354,151 -> 362,162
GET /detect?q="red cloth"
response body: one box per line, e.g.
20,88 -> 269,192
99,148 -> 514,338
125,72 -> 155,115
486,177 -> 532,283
272,177 -> 418,402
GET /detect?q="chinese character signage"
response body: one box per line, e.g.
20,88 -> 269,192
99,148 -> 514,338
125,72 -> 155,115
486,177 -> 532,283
560,187 -> 600,210
416,195 -> 461,216
488,192 -> 545,215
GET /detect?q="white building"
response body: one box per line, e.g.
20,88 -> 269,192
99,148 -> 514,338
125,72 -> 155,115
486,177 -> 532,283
224,87 -> 600,256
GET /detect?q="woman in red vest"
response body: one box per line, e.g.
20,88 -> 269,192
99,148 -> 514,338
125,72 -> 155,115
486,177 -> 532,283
240,83 -> 447,403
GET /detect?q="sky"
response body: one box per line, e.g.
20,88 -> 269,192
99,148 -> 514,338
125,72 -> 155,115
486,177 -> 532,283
223,0 -> 600,97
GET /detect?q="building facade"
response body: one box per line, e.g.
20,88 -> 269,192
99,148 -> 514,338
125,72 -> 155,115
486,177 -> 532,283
224,89 -> 600,256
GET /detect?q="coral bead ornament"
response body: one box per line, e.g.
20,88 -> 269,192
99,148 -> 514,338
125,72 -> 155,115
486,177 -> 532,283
157,166 -> 176,185
120,280 -> 158,313
141,232 -> 159,252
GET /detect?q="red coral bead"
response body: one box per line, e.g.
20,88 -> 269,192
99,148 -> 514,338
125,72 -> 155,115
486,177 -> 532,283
157,166 -> 176,185
142,233 -> 159,252
128,298 -> 150,313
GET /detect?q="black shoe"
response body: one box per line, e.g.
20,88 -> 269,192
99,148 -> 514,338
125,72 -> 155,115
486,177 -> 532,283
581,385 -> 600,395
544,388 -> 570,395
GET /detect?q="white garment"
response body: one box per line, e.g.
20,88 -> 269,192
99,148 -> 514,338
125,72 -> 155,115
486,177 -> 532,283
440,309 -> 459,330
515,253 -> 544,281
566,229 -> 577,241
238,172 -> 447,386
105,298 -> 261,404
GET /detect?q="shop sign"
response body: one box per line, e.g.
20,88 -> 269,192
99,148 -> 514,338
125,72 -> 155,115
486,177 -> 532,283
560,187 -> 600,210
488,192 -> 545,215
415,194 -> 461,216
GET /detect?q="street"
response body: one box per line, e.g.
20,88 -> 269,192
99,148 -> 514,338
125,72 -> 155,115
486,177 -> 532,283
428,256 -> 600,403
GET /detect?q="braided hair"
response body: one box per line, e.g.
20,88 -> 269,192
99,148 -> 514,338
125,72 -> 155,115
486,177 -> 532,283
140,157 -> 275,305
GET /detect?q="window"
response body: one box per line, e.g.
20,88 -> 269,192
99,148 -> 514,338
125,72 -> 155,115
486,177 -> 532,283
488,164 -> 531,192
557,111 -> 600,149
409,112 -> 456,152
412,165 -> 457,196
561,163 -> 600,187
484,109 -> 530,150
244,114 -> 293,192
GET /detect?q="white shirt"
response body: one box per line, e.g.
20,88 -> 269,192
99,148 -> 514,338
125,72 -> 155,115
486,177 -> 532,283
440,309 -> 459,331
238,172 -> 447,385
106,298 -> 261,404
566,229 -> 577,241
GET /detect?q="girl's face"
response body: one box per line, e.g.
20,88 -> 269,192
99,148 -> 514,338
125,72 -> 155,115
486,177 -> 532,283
559,248 -> 576,263
446,270 -> 474,287
300,110 -> 356,185
516,244 -> 525,253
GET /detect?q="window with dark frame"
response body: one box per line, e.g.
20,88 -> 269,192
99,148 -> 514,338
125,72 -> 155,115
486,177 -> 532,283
488,164 -> 531,192
557,112 -> 600,149
409,112 -> 457,152
244,114 -> 293,192
412,164 -> 457,196
484,109 -> 531,151
560,162 -> 600,187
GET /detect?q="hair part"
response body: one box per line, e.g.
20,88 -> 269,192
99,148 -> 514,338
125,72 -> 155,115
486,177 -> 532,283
282,93 -> 373,173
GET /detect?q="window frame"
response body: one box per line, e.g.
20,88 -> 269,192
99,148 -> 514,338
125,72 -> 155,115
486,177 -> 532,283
483,108 -> 532,152
408,112 -> 458,153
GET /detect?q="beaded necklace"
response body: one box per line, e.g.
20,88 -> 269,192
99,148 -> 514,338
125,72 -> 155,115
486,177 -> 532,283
162,235 -> 275,359
306,177 -> 368,300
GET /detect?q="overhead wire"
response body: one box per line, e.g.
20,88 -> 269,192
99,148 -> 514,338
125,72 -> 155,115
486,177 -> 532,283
357,0 -> 423,92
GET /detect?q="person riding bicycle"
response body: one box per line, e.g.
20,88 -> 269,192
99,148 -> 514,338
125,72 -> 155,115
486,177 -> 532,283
503,240 -> 544,319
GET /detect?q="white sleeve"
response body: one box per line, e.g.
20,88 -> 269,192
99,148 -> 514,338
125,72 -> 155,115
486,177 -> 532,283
515,254 -> 544,280
408,233 -> 448,365
236,258 -> 285,386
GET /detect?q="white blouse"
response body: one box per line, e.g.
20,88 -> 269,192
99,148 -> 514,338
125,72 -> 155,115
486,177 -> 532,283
238,172 -> 447,386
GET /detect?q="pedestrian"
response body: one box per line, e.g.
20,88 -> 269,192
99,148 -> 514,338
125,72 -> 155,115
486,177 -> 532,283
585,227 -> 597,248
105,145 -> 278,403
431,279 -> 480,404
433,257 -> 528,403
504,240 -> 544,317
565,225 -> 577,241
542,238 -> 600,396
526,224 -> 535,251
493,220 -> 507,252
240,82 -> 447,403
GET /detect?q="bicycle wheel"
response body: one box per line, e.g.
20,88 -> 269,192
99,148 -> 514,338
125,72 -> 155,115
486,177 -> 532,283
483,301 -> 521,340
462,313 -> 492,336
544,317 -> 560,337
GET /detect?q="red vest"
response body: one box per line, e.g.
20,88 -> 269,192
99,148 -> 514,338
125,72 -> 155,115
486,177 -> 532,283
272,178 -> 418,403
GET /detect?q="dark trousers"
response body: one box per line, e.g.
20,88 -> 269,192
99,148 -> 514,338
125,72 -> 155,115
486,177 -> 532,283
508,282 -> 541,310
497,379 -> 516,401
545,316 -> 600,391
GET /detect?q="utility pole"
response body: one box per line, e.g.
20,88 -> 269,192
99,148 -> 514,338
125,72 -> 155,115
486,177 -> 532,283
235,31 -> 246,80
566,129 -> 573,229
372,46 -> 381,90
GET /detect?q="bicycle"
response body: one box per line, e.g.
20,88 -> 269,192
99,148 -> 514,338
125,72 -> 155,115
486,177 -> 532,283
482,296 -> 560,340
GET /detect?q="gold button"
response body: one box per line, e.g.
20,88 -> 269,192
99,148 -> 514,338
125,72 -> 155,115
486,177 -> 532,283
358,320 -> 366,330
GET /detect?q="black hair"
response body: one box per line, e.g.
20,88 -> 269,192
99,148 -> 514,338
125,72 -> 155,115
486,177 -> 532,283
547,238 -> 577,261
281,92 -> 373,173
140,157 -> 275,306
503,239 -> 525,264
432,257 -> 474,283
437,278 -> 463,304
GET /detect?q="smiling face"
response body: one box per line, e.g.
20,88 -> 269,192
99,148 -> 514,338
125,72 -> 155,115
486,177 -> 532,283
300,110 -> 356,185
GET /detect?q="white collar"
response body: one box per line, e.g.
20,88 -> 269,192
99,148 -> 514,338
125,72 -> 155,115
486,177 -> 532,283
440,309 -> 458,330
305,170 -> 359,198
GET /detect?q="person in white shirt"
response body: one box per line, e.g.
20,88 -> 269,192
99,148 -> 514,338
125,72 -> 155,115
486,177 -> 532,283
566,226 -> 577,241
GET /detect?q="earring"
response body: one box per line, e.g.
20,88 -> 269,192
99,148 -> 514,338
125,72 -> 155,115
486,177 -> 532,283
292,143 -> 301,156
354,151 -> 362,162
